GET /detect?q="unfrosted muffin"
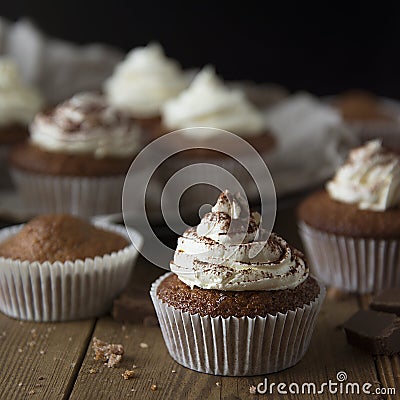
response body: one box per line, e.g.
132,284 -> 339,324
0,214 -> 137,321
298,140 -> 400,293
9,92 -> 141,216
151,190 -> 325,376
104,43 -> 188,131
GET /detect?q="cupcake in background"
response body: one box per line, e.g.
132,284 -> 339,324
104,43 -> 188,132
151,190 -> 325,376
332,90 -> 400,150
298,140 -> 400,293
0,58 -> 43,185
10,92 -> 141,217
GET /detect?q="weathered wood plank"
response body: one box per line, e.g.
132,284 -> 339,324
0,313 -> 95,400
375,356 -> 399,400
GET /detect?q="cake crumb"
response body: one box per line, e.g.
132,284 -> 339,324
139,342 -> 148,349
89,368 -> 97,374
18,348 -> 23,353
68,337 -> 72,341
27,341 -> 36,347
150,384 -> 157,391
34,383 -> 42,388
92,337 -> 124,368
171,370 -> 176,373
38,377 -> 44,381
39,350 -> 46,355
30,329 -> 37,339
216,382 -> 221,387
249,385 -> 257,394
122,370 -> 135,380
28,389 -> 35,395
18,383 -> 23,387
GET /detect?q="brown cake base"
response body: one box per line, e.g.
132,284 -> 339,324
156,273 -> 320,318
9,142 -> 134,177
298,189 -> 400,239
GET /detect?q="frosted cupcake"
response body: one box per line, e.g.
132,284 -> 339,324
104,43 -> 187,132
151,190 -> 325,376
9,92 -> 141,217
298,140 -> 400,293
0,59 -> 43,184
0,214 -> 138,321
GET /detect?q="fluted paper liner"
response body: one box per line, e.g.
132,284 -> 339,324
299,222 -> 400,294
0,222 -> 139,321
151,272 -> 325,376
11,168 -> 125,218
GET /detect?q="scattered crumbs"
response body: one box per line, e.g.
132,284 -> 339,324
132,365 -> 137,370
131,389 -> 136,392
71,362 -> 76,368
18,348 -> 23,353
28,389 -> 35,395
139,342 -> 148,349
39,350 -> 46,355
249,385 -> 257,394
215,382 -> 221,387
18,383 -> 23,387
92,337 -> 124,368
150,384 -> 157,391
171,370 -> 176,373
89,368 -> 97,374
122,370 -> 135,380
27,341 -> 36,347
30,329 -> 37,339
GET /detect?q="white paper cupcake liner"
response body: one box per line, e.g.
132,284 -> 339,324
150,272 -> 325,376
299,222 -> 400,294
0,222 -> 140,321
11,168 -> 125,218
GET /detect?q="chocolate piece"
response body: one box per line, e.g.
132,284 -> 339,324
343,310 -> 400,355
156,274 -> 320,318
113,285 -> 157,325
370,289 -> 400,316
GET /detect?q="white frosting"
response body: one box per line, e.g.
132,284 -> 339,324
162,66 -> 265,137
170,190 -> 308,291
30,92 -> 140,158
104,43 -> 187,118
326,140 -> 400,211
0,59 -> 43,126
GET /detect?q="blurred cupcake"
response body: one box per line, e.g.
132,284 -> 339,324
151,190 -> 325,376
104,43 -> 187,132
0,59 -> 43,184
9,92 -> 141,217
0,214 -> 138,321
298,140 -> 400,293
333,90 -> 400,150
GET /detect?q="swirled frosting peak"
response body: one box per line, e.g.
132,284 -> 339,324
30,92 -> 140,158
326,140 -> 400,211
170,190 -> 308,291
162,66 -> 265,136
104,43 -> 187,118
0,58 -> 43,126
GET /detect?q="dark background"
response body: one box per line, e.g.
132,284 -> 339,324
1,1 -> 400,98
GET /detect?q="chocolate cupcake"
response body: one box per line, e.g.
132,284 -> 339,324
298,140 -> 400,293
104,43 -> 188,132
0,59 -> 43,185
0,214 -> 140,321
10,92 -> 141,217
151,191 -> 325,376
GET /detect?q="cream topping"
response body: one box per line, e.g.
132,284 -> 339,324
104,43 -> 187,118
326,140 -> 400,211
30,92 -> 140,158
170,190 -> 308,291
162,66 -> 265,137
0,58 -> 43,126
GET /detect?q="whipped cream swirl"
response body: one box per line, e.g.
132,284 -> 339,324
326,140 -> 400,211
30,92 -> 140,158
170,191 -> 308,291
0,59 -> 43,127
104,43 -> 187,118
162,66 -> 265,137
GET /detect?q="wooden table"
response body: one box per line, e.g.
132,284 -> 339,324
0,207 -> 399,400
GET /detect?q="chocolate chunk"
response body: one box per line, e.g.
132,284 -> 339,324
343,310 -> 400,355
370,288 -> 400,316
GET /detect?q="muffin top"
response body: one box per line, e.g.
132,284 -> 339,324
30,92 -> 140,159
170,190 -> 309,291
0,214 -> 129,263
0,58 -> 43,127
162,66 -> 265,136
